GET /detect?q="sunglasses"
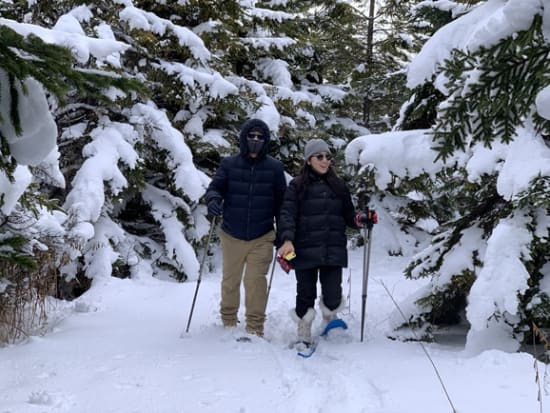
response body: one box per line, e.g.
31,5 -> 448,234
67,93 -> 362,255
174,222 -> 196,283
313,153 -> 332,161
248,131 -> 264,140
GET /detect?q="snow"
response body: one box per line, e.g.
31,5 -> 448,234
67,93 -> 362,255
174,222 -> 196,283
242,36 -> 296,51
1,235 -> 546,413
536,84 -> 550,119
434,225 -> 486,288
141,184 -> 200,278
129,102 -> 209,203
465,214 -> 532,354
63,119 -> 138,224
160,62 -> 238,98
118,5 -> 210,62
0,72 -> 58,166
407,0 -> 541,89
497,124 -> 550,201
2,1 -> 550,411
0,166 -> 32,215
256,58 -> 293,88
345,129 -> 450,189
249,7 -> 296,22
0,17 -> 129,64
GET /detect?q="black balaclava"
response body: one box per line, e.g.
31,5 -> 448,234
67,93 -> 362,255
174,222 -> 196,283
247,127 -> 265,156
239,118 -> 271,159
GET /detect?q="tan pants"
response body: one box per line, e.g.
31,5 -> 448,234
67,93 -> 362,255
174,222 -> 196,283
219,229 -> 275,335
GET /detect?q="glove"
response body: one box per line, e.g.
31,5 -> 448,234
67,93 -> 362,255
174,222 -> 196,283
355,208 -> 378,228
366,209 -> 378,225
207,198 -> 223,217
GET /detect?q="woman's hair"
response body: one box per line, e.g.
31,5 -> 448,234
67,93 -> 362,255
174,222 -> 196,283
293,162 -> 347,200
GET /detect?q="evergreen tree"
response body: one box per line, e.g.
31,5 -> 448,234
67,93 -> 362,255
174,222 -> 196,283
396,5 -> 550,351
0,0 -> 382,295
12,0 -> 225,284
203,0 -> 374,175
347,0 -> 459,241
285,0 -> 373,170
0,16 -> 141,341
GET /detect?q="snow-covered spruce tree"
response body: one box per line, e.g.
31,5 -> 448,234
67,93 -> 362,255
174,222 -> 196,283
9,0 -> 401,292
277,0 -> 374,173
344,1 -> 463,252
384,0 -> 462,132
121,0 -> 245,170
0,21 -> 140,341
187,0 -> 374,175
16,0 -> 227,286
354,0 -> 430,133
6,0 -> 376,292
393,2 -> 550,353
123,1 -> 374,210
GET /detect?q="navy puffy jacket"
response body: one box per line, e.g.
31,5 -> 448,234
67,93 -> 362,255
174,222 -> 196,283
205,119 -> 287,241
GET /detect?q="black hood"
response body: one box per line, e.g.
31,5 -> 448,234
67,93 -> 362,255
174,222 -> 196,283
239,118 -> 271,159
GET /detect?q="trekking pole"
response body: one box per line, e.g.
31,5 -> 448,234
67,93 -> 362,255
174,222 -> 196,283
264,252 -> 277,312
360,222 -> 374,342
185,217 -> 217,333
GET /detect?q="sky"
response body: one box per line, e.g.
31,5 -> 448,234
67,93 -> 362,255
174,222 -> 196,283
2,1 -> 550,412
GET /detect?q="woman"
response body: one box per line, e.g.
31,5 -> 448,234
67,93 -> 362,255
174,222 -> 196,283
277,138 -> 365,347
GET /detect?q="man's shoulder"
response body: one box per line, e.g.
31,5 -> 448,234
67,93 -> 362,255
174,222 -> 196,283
220,153 -> 241,166
264,155 -> 284,169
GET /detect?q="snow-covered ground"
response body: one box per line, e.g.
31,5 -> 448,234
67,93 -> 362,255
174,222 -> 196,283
0,237 -> 546,413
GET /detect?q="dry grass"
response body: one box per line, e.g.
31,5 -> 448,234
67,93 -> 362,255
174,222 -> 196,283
0,246 -> 59,345
532,322 -> 550,413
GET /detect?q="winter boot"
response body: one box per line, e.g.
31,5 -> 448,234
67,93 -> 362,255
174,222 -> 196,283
222,318 -> 238,328
319,297 -> 346,327
290,308 -> 316,346
245,325 -> 264,338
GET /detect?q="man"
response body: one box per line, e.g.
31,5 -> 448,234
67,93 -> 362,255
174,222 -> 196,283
205,118 -> 287,337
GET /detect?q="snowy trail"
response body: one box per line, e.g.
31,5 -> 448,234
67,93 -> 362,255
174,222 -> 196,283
269,341 -> 385,413
0,247 -> 546,412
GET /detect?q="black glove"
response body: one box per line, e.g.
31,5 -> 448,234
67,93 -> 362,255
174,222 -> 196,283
207,198 -> 223,217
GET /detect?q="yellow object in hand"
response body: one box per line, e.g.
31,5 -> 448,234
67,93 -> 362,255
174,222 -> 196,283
284,251 -> 296,261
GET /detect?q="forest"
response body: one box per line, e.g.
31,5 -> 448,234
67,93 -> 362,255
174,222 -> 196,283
1,0 -> 550,352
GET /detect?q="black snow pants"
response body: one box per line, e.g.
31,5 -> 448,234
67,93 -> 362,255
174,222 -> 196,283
295,266 -> 342,318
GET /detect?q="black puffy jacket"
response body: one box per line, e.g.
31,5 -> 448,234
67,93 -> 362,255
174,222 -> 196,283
278,169 -> 359,270
205,119 -> 287,241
